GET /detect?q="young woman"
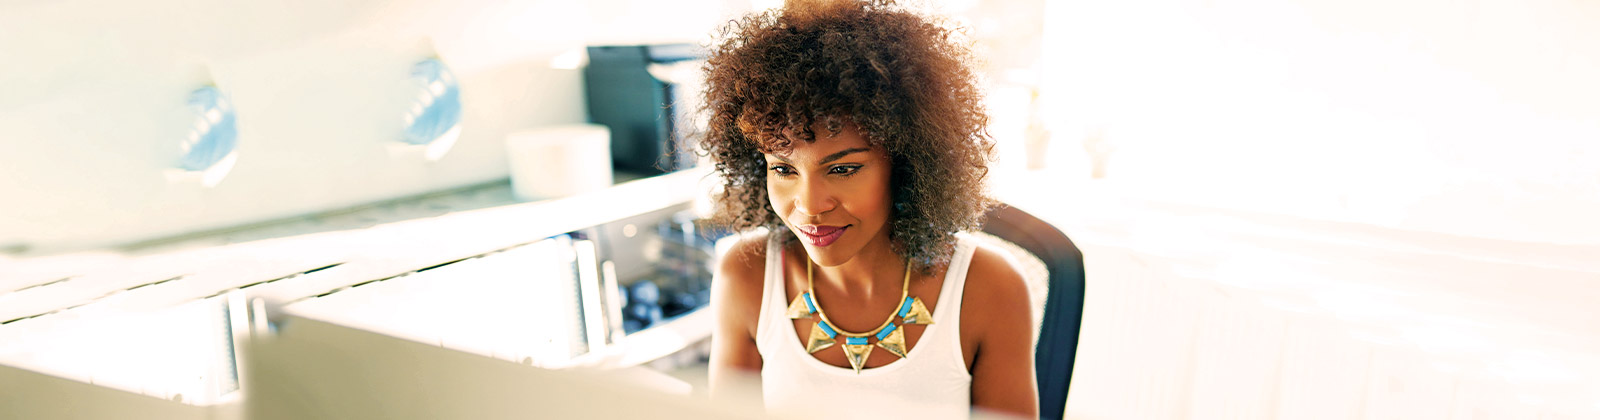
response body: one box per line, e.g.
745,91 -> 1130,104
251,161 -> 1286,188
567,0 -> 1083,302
702,0 -> 1038,418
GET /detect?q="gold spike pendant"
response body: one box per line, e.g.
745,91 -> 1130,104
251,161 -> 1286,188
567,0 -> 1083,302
875,325 -> 908,358
804,322 -> 837,353
902,297 -> 934,325
841,337 -> 874,374
786,292 -> 814,319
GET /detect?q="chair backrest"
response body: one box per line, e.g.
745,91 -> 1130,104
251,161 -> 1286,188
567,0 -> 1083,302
979,204 -> 1086,420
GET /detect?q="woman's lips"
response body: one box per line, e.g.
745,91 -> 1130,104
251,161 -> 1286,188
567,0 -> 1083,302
798,224 -> 849,247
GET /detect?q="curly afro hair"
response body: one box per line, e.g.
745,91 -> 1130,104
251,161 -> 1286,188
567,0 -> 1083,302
699,0 -> 997,273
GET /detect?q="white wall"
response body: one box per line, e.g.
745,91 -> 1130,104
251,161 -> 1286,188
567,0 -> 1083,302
1040,0 -> 1600,245
0,0 -> 751,254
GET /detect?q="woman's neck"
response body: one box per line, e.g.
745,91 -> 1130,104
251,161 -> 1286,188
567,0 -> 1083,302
807,231 -> 904,300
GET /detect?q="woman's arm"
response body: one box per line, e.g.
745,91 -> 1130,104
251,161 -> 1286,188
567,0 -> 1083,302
967,247 -> 1041,418
707,235 -> 768,399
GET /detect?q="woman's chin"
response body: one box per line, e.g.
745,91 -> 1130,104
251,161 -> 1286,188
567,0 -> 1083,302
800,243 -> 854,268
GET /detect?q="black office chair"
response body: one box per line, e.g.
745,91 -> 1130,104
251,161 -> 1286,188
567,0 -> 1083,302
979,204 -> 1086,420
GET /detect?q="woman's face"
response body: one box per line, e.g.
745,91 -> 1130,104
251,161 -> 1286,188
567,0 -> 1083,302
765,123 -> 894,268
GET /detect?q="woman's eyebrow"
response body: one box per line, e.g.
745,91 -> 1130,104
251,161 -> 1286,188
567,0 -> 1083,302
818,147 -> 871,165
767,147 -> 871,165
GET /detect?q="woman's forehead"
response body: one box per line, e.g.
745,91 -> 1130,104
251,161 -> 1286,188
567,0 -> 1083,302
767,126 -> 882,161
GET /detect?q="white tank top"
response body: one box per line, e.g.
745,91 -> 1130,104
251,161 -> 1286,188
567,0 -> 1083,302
756,233 -> 975,419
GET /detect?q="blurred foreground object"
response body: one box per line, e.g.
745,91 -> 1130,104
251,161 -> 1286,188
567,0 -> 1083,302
244,314 -> 754,420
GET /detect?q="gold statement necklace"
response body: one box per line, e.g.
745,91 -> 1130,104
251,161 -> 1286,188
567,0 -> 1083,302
786,259 -> 934,374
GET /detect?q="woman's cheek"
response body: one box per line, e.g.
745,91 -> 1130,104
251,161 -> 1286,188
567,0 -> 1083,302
868,169 -> 894,220
767,183 -> 791,219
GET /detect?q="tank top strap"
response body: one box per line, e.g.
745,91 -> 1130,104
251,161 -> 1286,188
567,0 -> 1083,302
925,234 -> 978,371
755,232 -> 789,353
932,234 -> 977,325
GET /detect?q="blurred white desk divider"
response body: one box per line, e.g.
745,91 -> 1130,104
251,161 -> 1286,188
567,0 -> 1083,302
282,237 -> 588,368
0,295 -> 242,420
0,363 -> 217,420
244,314 -> 755,420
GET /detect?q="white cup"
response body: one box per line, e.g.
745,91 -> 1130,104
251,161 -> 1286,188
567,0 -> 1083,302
505,124 -> 614,201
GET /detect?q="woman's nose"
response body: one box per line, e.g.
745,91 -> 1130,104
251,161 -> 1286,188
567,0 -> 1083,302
792,177 -> 836,216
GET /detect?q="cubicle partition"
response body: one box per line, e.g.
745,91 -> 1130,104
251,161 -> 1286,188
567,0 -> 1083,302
0,169 -> 727,419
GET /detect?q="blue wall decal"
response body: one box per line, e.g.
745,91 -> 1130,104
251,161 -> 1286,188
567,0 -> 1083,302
179,86 -> 238,173
402,57 -> 462,159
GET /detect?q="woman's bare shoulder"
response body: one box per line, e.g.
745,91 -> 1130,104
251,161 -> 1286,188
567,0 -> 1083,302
961,242 -> 1033,334
709,231 -> 773,378
717,231 -> 771,285
712,231 -> 774,335
962,242 -> 1042,420
967,242 -> 1029,293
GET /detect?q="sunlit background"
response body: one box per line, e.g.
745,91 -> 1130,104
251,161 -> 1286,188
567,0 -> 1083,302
1,0 -> 1597,419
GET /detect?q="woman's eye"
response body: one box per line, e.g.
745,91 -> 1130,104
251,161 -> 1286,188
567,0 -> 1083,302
769,165 -> 794,176
829,165 -> 860,176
